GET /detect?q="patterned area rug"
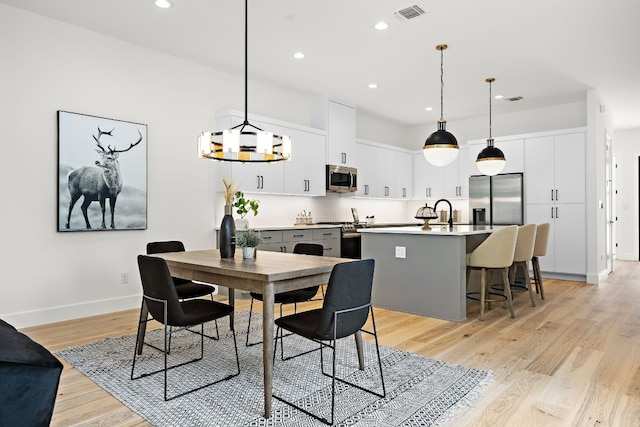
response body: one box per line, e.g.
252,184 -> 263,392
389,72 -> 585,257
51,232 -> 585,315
57,311 -> 491,426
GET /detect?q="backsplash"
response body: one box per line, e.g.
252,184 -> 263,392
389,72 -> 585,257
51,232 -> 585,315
216,193 -> 469,227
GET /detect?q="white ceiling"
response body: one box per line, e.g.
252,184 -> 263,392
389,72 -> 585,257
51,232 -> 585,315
3,0 -> 640,129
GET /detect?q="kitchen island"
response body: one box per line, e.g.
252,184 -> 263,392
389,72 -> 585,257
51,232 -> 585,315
359,225 -> 500,322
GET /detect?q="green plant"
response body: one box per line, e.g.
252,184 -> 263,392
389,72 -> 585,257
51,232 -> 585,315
235,227 -> 263,248
233,191 -> 259,218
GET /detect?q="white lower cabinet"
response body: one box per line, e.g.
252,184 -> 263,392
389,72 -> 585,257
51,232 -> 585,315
526,203 -> 586,275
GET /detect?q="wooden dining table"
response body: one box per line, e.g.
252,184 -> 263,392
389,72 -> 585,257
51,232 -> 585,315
152,249 -> 353,419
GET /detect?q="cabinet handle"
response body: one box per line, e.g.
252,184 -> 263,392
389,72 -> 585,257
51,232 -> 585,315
365,184 -> 369,195
257,175 -> 261,189
261,175 -> 264,189
551,207 -> 554,218
293,234 -> 304,237
551,189 -> 554,201
263,236 -> 272,240
385,186 -> 389,197
322,232 -> 332,236
403,188 -> 406,198
555,189 -> 558,201
324,247 -> 332,251
307,179 -> 310,192
555,207 -> 558,218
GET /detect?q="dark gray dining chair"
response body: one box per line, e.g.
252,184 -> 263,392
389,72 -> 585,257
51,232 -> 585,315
131,255 -> 240,401
146,240 -> 220,345
246,242 -> 324,349
272,258 -> 386,425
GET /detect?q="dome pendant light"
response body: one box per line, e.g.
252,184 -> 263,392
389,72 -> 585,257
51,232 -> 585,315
197,0 -> 291,163
476,78 -> 506,176
423,44 -> 459,167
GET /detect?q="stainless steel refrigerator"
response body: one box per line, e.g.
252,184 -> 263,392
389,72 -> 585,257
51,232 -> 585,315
469,173 -> 524,226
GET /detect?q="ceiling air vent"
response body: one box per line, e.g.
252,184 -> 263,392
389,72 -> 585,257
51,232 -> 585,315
394,5 -> 426,20
505,96 -> 524,102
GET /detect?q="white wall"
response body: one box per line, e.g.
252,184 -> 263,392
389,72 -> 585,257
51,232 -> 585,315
613,128 -> 640,260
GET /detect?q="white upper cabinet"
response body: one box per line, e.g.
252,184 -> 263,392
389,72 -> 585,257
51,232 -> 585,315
311,98 -> 357,166
412,153 -> 443,200
282,127 -> 326,196
442,146 -> 469,199
214,111 -> 326,196
394,151 -> 412,199
467,138 -> 524,175
356,142 -> 412,199
525,131 -> 585,205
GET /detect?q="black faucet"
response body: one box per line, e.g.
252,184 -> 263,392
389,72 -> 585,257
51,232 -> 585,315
434,199 -> 453,229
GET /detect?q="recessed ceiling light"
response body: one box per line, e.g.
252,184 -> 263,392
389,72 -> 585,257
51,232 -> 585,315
368,83 -> 378,89
155,0 -> 171,8
424,107 -> 433,111
293,52 -> 305,59
494,94 -> 504,99
374,21 -> 389,30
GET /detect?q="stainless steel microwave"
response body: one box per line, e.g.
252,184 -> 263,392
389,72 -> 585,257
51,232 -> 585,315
326,165 -> 357,193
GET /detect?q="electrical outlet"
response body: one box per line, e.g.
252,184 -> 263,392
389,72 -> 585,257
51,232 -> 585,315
120,272 -> 129,284
395,246 -> 406,259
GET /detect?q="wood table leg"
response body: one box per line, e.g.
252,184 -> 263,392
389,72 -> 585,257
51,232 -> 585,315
355,331 -> 365,370
262,281 -> 274,418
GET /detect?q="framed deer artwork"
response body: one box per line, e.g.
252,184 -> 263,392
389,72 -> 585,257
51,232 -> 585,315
57,111 -> 147,231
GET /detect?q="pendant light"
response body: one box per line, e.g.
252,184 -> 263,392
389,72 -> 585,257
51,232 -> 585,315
197,0 -> 291,163
476,78 -> 506,176
423,44 -> 459,167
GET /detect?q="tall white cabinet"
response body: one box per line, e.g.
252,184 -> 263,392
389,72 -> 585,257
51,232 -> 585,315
524,129 -> 586,276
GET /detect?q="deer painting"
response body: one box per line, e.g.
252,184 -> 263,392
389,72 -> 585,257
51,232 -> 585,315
65,127 -> 142,229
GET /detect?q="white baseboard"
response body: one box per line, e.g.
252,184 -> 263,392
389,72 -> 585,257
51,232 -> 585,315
5,294 -> 141,330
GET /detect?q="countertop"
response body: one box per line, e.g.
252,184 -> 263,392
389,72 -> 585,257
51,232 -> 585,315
358,225 -> 503,236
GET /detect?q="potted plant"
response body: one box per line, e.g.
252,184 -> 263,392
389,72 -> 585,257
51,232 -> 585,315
235,227 -> 263,259
233,191 -> 260,228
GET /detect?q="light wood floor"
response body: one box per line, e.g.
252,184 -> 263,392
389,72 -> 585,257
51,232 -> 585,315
21,260 -> 640,426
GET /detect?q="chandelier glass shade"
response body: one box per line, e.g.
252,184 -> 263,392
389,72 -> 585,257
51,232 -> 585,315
476,78 -> 506,175
197,0 -> 291,163
423,44 -> 459,167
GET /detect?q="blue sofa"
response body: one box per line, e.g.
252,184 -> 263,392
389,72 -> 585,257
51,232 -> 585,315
0,319 -> 63,426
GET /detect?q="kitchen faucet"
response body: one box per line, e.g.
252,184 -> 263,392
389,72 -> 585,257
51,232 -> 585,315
434,199 -> 453,229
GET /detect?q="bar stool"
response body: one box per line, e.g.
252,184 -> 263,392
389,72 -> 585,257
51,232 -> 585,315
531,223 -> 551,299
466,225 -> 518,320
509,223 -> 537,307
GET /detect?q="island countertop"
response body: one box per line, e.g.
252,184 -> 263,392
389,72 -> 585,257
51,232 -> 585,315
358,224 -> 503,236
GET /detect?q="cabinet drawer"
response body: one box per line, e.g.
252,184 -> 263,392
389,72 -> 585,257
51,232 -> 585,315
283,229 -> 313,242
312,228 -> 340,240
315,238 -> 341,258
259,230 -> 283,244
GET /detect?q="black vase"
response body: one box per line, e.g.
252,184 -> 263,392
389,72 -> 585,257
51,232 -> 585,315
219,205 -> 236,258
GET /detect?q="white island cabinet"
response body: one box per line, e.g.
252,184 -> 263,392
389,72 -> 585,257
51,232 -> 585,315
360,225 -> 497,322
